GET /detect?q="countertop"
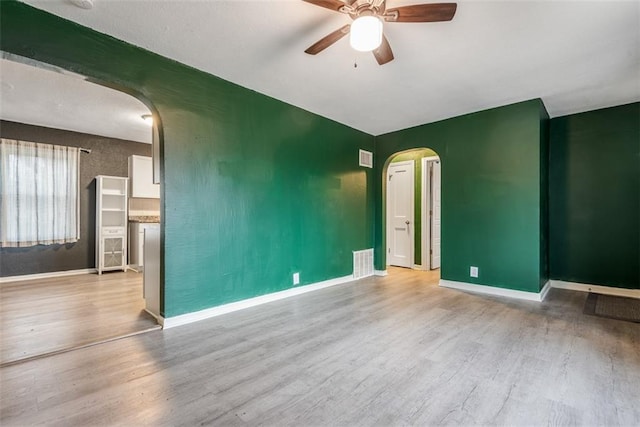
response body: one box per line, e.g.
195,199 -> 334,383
129,216 -> 160,223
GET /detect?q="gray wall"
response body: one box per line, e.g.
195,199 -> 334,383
0,120 -> 151,277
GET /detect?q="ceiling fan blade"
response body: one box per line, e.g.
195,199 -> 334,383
373,35 -> 394,65
384,3 -> 457,22
305,24 -> 350,55
302,0 -> 348,13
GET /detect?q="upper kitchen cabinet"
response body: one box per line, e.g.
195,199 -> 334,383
129,155 -> 160,198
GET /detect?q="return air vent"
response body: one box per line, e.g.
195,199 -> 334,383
359,149 -> 373,168
353,248 -> 374,279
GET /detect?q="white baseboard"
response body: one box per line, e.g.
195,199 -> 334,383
539,280 -> 552,301
374,270 -> 388,276
161,274 -> 355,329
439,279 -> 551,302
128,265 -> 142,273
550,280 -> 640,299
144,308 -> 163,324
0,268 -> 97,284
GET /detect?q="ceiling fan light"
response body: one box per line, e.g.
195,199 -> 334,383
350,16 -> 383,52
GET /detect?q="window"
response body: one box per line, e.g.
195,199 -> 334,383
0,139 -> 80,247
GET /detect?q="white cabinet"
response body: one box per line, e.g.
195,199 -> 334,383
101,236 -> 125,269
129,222 -> 159,272
96,176 -> 128,274
129,223 -> 142,271
129,155 -> 160,199
143,226 -> 161,319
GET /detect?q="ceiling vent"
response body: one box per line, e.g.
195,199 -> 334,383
359,149 -> 373,168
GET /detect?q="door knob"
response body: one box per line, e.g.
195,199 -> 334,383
405,221 -> 410,225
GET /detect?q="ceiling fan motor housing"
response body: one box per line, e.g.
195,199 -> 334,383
347,0 -> 386,19
303,0 -> 457,65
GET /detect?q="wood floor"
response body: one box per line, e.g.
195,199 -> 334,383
0,271 -> 159,366
1,268 -> 639,426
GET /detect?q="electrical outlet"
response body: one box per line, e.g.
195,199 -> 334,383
470,266 -> 479,278
293,272 -> 300,285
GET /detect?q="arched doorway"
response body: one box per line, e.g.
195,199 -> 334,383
0,54 -> 165,365
383,148 -> 441,274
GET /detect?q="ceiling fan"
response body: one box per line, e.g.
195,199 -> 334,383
303,0 -> 457,65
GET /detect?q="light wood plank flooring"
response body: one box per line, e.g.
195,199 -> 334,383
1,268 -> 639,426
0,271 -> 159,366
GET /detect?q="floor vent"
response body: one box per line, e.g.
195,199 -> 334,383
353,249 -> 374,279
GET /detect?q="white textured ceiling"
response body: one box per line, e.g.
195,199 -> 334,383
0,57 -> 152,143
10,0 -> 640,136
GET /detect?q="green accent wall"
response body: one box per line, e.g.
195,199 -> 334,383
1,2 -> 375,317
376,100 -> 548,293
540,104 -> 550,289
2,1 -> 635,309
549,103 -> 639,289
389,149 -> 438,265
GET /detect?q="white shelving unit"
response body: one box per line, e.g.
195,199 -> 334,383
96,175 -> 128,274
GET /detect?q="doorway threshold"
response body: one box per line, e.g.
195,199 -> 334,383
0,324 -> 161,368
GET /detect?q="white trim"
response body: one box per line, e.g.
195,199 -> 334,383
428,159 -> 442,270
439,279 -> 551,302
539,280 -> 552,301
420,155 -> 440,271
421,157 -> 429,271
421,156 -> 440,162
550,280 -> 640,299
0,268 -> 97,284
127,265 -> 142,273
144,308 -> 163,324
412,264 -> 423,270
374,270 -> 388,276
161,274 -> 355,329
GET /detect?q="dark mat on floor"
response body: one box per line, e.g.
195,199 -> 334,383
584,293 -> 640,323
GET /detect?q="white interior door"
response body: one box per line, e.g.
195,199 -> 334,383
387,161 -> 414,268
430,161 -> 441,269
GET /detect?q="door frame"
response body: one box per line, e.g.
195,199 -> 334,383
421,156 -> 440,270
386,160 -> 415,268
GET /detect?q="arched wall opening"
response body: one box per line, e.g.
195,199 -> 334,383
374,99 -> 549,295
381,147 -> 441,273
2,2 -> 377,323
0,52 -> 166,363
0,53 -> 166,274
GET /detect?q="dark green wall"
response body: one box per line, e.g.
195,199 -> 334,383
549,103 -> 639,289
3,2 -> 635,310
389,149 -> 438,265
376,100 -> 547,293
0,2 -> 375,317
540,105 -> 550,289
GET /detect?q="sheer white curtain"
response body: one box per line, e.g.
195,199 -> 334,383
0,139 -> 80,247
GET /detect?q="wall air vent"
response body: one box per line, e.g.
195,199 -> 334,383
359,149 -> 373,168
353,248 -> 374,279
